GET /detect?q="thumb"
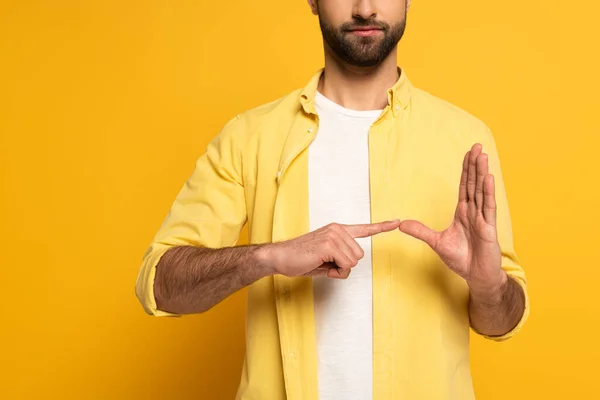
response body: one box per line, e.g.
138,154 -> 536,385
398,220 -> 439,249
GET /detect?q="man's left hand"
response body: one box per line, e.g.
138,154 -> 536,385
398,143 -> 507,296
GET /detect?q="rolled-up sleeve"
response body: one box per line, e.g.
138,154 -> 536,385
472,124 -> 530,341
135,116 -> 248,316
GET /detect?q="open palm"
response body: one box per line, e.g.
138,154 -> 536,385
399,143 -> 504,287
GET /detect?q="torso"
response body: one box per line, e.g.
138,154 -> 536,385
309,91 -> 383,400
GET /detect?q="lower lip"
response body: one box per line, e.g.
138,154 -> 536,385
350,29 -> 382,37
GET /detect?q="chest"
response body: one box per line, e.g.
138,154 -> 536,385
245,111 -> 470,242
307,117 -> 372,227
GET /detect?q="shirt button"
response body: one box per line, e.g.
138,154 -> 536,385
290,352 -> 295,358
394,105 -> 400,112
307,128 -> 313,133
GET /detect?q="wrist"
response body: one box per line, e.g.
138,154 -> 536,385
468,270 -> 508,306
254,243 -> 281,277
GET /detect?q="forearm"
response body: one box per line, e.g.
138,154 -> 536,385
468,273 -> 525,337
154,244 -> 273,314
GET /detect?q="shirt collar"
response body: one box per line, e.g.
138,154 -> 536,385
299,66 -> 413,118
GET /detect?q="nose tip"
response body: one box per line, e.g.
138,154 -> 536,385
353,10 -> 377,21
353,0 -> 377,20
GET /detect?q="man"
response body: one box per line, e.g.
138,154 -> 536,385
135,0 -> 529,398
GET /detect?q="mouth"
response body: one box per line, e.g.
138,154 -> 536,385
347,26 -> 384,37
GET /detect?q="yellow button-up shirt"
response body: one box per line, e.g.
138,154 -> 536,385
136,69 -> 529,400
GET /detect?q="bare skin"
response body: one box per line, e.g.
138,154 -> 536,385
154,220 -> 401,314
308,0 -> 410,110
156,0 -> 525,338
399,143 -> 525,336
305,0 -> 524,336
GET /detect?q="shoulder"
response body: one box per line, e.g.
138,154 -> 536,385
217,88 -> 302,144
238,89 -> 302,129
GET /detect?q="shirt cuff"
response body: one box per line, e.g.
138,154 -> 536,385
481,275 -> 530,342
135,244 -> 180,317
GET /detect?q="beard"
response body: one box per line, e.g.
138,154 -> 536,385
318,14 -> 406,67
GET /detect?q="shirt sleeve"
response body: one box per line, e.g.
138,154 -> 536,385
135,116 -> 248,316
471,124 -> 530,341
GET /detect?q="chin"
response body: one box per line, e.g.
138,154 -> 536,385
346,58 -> 384,68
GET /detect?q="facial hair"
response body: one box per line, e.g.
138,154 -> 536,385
318,13 -> 406,67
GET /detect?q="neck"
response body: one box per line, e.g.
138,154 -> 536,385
318,47 -> 399,111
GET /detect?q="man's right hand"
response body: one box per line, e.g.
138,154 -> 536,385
260,220 -> 401,279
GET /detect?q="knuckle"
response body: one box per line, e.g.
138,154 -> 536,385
356,248 -> 365,259
322,237 -> 337,252
339,257 -> 352,269
326,231 -> 339,242
328,222 -> 340,231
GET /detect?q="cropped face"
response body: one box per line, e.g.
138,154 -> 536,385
309,0 -> 409,67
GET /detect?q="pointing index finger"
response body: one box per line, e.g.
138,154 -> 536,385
345,220 -> 401,238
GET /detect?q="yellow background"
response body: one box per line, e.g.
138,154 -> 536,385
1,0 -> 598,399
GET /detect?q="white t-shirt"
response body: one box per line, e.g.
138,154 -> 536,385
309,91 -> 383,400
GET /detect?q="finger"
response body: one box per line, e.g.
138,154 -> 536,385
458,151 -> 469,203
337,227 -> 366,260
467,144 -> 482,205
304,266 -> 329,277
482,174 -> 497,226
310,262 -> 350,279
332,234 -> 359,268
475,152 -> 488,213
328,266 -> 351,279
398,220 -> 440,250
329,223 -> 364,261
322,238 -> 354,270
345,219 -> 401,238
